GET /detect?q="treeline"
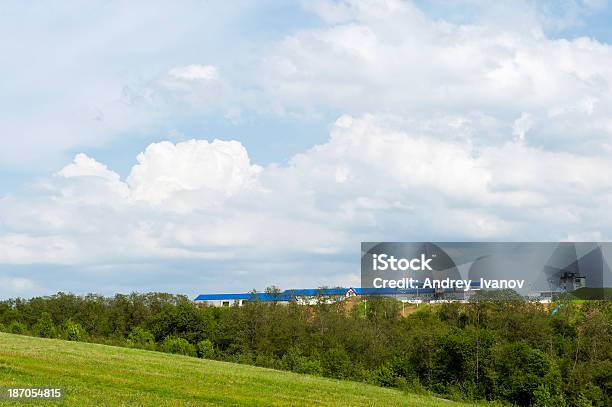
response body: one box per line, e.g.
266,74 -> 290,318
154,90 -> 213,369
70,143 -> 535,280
0,292 -> 610,406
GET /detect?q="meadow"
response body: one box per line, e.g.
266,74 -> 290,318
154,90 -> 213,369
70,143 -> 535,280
0,333 -> 474,406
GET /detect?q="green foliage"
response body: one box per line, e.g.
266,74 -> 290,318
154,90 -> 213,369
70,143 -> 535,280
281,346 -> 323,375
254,353 -> 282,369
196,339 -> 215,359
159,336 -> 196,357
321,346 -> 351,379
64,320 -> 86,341
375,362 -> 401,387
33,312 -> 56,338
127,327 -> 155,350
291,357 -> 323,375
471,289 -> 524,302
490,341 -> 562,405
8,320 -> 27,335
0,293 -> 609,405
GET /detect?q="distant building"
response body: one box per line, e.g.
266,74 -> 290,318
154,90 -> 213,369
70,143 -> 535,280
193,292 -> 291,307
559,272 -> 586,291
194,285 -> 479,307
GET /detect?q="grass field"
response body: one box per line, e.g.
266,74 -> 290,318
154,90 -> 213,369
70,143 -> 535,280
0,333 -> 477,406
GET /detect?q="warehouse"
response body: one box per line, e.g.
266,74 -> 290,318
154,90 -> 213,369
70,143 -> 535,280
194,285 -> 478,307
194,289 -> 351,307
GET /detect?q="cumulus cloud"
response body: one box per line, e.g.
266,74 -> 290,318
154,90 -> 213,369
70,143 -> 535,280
47,139 -> 262,209
127,139 -> 261,203
256,0 -> 612,153
56,153 -> 129,204
4,0 -> 612,172
4,0 -> 612,296
58,153 -> 121,181
3,115 -> 612,274
89,0 -> 612,154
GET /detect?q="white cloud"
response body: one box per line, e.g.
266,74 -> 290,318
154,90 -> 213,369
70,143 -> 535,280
127,139 -> 262,204
0,234 -> 78,265
512,113 -> 534,142
50,139 -> 262,208
3,0 -> 612,173
256,0 -> 612,153
58,153 -> 122,182
3,114 -> 612,273
56,153 -> 130,204
168,64 -> 219,81
0,1 -> 251,170
4,0 -> 612,295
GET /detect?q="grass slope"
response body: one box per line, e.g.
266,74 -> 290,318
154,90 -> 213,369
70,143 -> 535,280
0,333 -> 475,406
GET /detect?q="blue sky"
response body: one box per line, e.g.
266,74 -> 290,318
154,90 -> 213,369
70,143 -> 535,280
2,0 -> 612,298
0,1 -> 328,181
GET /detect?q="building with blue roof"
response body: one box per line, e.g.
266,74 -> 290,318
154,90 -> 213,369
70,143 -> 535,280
194,288 -> 353,307
194,283 -> 481,307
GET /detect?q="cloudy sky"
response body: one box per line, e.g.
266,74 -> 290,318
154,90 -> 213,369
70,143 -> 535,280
2,0 -> 612,298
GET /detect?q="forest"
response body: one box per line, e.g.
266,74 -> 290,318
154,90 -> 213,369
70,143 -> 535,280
0,291 -> 609,406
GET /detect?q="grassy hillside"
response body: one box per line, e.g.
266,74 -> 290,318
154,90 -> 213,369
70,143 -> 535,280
0,333 -> 475,406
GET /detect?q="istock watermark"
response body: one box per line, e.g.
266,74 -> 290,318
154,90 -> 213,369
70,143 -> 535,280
361,242 -> 612,300
371,253 -> 433,271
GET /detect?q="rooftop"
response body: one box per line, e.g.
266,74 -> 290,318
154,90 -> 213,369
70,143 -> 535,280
194,286 -> 476,301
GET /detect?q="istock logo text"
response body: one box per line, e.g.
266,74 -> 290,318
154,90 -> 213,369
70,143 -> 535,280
372,253 -> 433,271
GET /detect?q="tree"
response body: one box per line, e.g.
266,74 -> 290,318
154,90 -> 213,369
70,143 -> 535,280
0,291 -> 609,405
321,346 -> 351,379
490,341 -> 562,405
196,339 -> 215,359
127,327 -> 155,350
34,312 -> 57,338
8,320 -> 27,335
471,289 -> 524,302
64,320 -> 86,341
159,336 -> 196,357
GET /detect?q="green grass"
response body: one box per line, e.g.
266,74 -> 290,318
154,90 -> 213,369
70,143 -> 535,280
0,333 -> 476,406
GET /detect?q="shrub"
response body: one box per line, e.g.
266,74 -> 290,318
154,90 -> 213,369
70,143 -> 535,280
127,327 -> 155,350
292,357 -> 323,375
64,320 -> 86,341
491,341 -> 562,406
282,346 -> 323,376
8,320 -> 27,335
375,363 -> 398,387
34,312 -> 57,338
229,352 -> 254,365
532,384 -> 568,407
254,354 -> 281,369
321,346 -> 351,379
196,339 -> 215,359
159,336 -> 196,357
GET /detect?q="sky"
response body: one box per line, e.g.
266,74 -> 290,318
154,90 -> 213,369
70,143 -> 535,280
2,0 -> 612,298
